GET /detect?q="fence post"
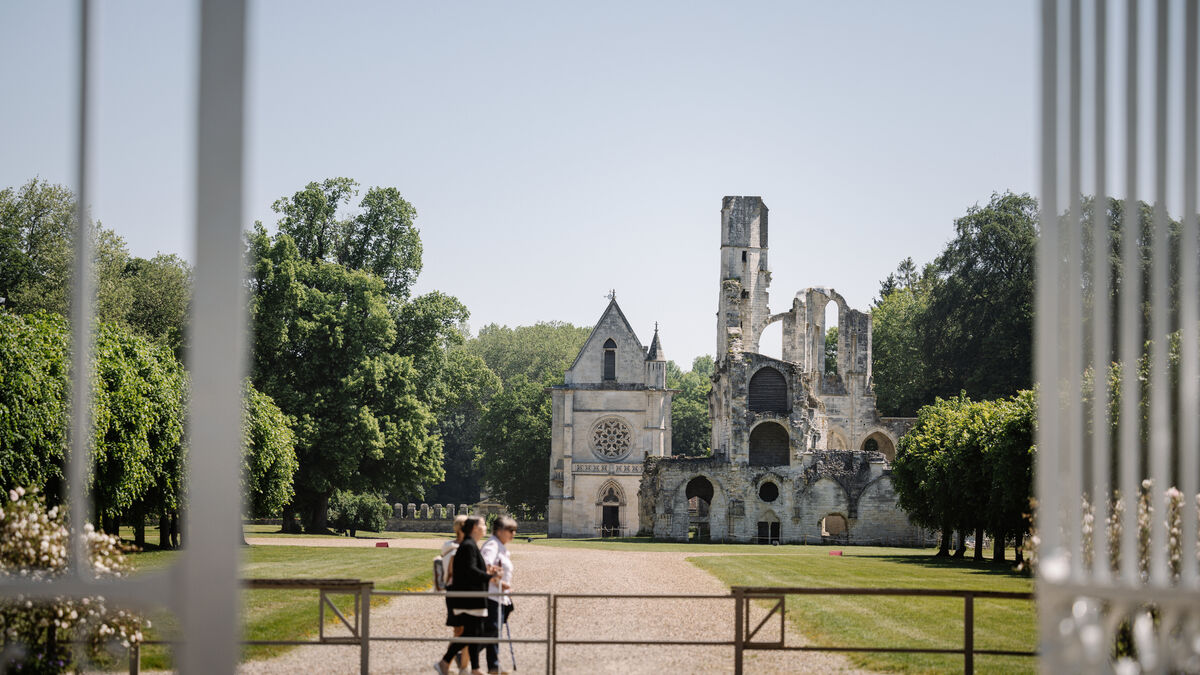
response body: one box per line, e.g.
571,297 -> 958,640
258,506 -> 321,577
128,642 -> 140,675
963,593 -> 974,675
733,587 -> 745,675
360,583 -> 371,675
549,594 -> 557,674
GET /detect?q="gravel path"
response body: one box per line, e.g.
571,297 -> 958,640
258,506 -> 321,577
236,537 -> 873,674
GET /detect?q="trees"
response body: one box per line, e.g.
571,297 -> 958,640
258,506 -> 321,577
871,263 -> 935,416
473,375 -> 553,519
891,391 -> 1035,563
0,312 -> 70,495
249,226 -> 443,532
824,327 -> 838,377
465,321 -> 589,516
250,177 -> 460,532
242,382 -> 298,519
123,254 -> 192,357
424,348 -> 502,505
666,356 -> 714,457
920,192 -> 1038,402
466,322 -> 591,385
272,178 -> 422,297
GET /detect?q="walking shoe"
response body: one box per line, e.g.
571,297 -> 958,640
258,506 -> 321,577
433,662 -> 449,675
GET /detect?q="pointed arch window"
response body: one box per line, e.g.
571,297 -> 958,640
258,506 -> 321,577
603,338 -> 617,381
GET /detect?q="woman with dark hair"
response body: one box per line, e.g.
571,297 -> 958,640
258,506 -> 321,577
435,516 -> 498,675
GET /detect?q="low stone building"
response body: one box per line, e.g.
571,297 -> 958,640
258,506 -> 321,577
639,196 -> 933,545
546,299 -> 673,538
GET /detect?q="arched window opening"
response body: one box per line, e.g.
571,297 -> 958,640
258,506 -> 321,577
823,302 -> 839,377
748,367 -> 788,414
758,320 -> 783,361
822,513 -> 848,537
602,338 -> 617,381
748,422 -> 790,466
861,432 -> 896,462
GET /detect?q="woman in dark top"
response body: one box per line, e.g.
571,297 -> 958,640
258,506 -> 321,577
436,516 -> 497,675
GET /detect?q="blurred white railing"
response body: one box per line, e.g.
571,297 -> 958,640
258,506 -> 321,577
0,1 -> 247,673
1036,0 -> 1199,672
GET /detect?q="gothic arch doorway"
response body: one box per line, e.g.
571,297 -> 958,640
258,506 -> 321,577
596,481 -> 625,538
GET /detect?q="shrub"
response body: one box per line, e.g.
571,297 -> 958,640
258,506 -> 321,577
0,487 -> 148,673
328,491 -> 391,536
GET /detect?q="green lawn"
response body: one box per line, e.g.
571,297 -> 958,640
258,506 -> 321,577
117,523 -> 456,543
127,544 -> 435,670
690,547 -> 1035,674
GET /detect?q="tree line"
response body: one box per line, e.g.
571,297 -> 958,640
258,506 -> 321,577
874,190 -> 1193,564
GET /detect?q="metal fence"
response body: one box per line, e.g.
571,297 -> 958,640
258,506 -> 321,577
1036,1 -> 1200,672
126,583 -> 1034,674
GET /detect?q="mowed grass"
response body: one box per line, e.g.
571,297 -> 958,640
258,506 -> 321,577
690,547 -> 1035,675
117,523 -> 455,542
126,544 -> 435,669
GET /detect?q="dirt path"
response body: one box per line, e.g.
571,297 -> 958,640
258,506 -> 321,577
237,538 -> 872,674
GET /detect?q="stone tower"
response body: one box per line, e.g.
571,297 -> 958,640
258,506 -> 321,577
716,196 -> 771,357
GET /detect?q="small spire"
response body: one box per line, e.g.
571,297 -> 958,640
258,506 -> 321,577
646,323 -> 665,362
606,289 -> 616,301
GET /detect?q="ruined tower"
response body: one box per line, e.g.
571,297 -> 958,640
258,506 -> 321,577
636,195 -> 930,546
716,196 -> 771,357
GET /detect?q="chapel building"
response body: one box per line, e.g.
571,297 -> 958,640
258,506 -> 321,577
546,300 -> 672,538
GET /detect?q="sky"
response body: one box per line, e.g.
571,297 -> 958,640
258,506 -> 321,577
1,1 -> 1039,368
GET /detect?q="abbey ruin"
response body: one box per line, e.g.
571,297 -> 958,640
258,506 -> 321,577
550,196 -> 932,544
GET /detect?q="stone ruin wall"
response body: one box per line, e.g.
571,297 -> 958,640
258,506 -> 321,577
639,455 -> 936,545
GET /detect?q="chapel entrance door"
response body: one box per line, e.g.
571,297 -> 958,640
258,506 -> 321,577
601,505 -> 620,537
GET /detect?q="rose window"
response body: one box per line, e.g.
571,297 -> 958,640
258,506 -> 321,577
591,417 -> 633,461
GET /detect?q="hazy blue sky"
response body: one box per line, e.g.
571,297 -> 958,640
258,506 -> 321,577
1,1 -> 1038,367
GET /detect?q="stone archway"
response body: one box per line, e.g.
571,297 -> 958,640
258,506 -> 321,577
749,422 -> 790,466
861,431 -> 896,462
685,476 -> 714,542
596,480 -> 626,538
822,513 -> 848,536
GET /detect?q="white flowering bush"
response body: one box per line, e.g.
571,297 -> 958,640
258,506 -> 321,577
0,487 -> 148,674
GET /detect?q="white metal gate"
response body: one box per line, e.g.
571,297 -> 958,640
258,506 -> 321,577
1036,1 -> 1200,672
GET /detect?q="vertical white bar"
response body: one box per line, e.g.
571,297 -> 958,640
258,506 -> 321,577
1067,0 -> 1086,581
1118,0 -> 1142,586
1147,0 -> 1170,586
1038,0 -> 1064,566
1090,0 -> 1112,583
179,0 -> 246,673
1180,0 -> 1200,589
67,0 -> 94,580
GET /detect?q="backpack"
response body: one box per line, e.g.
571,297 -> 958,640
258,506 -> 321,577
433,556 -> 446,591
433,549 -> 456,591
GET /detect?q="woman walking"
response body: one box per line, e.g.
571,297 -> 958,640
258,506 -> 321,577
435,516 -> 499,675
441,515 -> 469,674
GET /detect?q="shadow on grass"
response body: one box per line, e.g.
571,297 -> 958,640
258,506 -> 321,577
857,552 -> 1029,577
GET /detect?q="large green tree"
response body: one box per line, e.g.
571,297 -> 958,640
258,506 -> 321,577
920,191 -> 1038,402
272,178 -> 423,297
249,226 -> 444,532
424,348 -> 502,505
474,375 -> 553,519
871,259 -> 936,416
466,322 -> 591,385
666,355 -> 713,457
